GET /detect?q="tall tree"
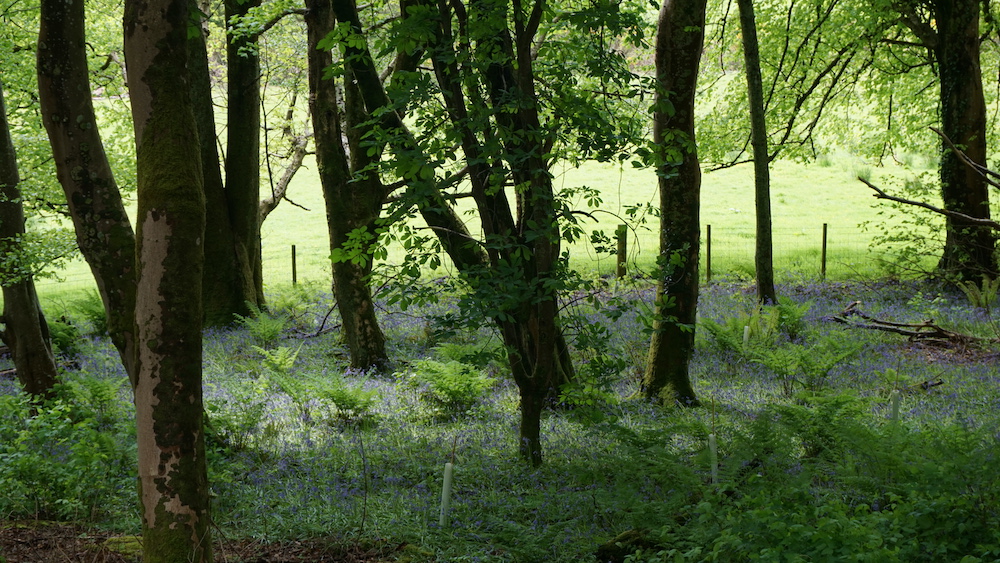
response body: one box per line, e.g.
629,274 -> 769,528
191,0 -> 256,327
415,0 -> 574,465
224,0 -> 265,306
36,0 -> 138,381
643,0 -> 707,406
305,0 -> 389,371
737,0 -> 776,304
190,0 -> 268,326
0,80 -> 60,399
322,0 -> 647,463
124,0 -> 212,558
924,0 -> 994,279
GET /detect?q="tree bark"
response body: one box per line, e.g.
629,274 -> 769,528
189,0 -> 258,327
0,81 -> 60,399
643,0 -> 707,406
737,0 -> 776,304
329,0 -> 487,273
330,0 -> 574,464
36,0 -> 138,381
933,0 -> 995,279
473,0 -> 565,465
224,0 -> 265,306
124,0 -> 212,557
305,0 -> 389,372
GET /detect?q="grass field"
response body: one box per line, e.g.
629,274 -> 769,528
32,154 -> 937,308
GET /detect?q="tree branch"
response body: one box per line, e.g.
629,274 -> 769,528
930,126 -> 1000,189
859,177 -> 1000,230
250,8 -> 309,40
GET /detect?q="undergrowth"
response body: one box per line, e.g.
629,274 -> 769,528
1,280 -> 999,562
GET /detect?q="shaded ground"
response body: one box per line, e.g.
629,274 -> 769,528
0,522 -> 404,562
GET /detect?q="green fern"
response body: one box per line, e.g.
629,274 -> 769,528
957,276 -> 1000,309
408,359 -> 495,414
751,333 -> 860,396
235,302 -> 288,346
251,344 -> 301,375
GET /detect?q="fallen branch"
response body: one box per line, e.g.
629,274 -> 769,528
829,301 -> 997,348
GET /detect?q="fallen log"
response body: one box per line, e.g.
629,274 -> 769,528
828,301 -> 997,349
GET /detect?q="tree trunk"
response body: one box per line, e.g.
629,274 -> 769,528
328,0 -> 489,273
36,0 -> 138,382
329,0 -> 573,463
124,0 -> 212,557
190,0 -> 257,327
305,0 -> 389,372
738,0 -> 776,304
934,0 -> 995,280
0,81 -> 60,399
225,0 -> 265,306
643,0 -> 707,406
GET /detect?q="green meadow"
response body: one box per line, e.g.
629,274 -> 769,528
34,153 -> 936,307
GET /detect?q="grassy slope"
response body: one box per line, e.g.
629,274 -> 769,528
34,154 -> 929,308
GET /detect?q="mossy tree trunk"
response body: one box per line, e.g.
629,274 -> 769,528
933,0 -> 995,280
305,0 -> 389,372
642,0 -> 707,407
189,0 -> 259,327
124,0 -> 212,558
223,0 -> 265,308
36,0 -> 138,381
0,81 -> 60,399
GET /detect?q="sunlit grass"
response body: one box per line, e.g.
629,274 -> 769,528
30,153 -> 933,311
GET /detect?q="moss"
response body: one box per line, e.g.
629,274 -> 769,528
594,529 -> 657,563
101,535 -> 142,558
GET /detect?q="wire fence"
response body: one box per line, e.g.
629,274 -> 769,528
33,223 -> 883,302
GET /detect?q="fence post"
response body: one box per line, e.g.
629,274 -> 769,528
616,224 -> 627,278
292,244 -> 297,285
706,224 -> 712,283
821,223 -> 828,280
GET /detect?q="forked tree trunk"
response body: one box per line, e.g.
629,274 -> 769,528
643,0 -> 707,406
305,0 -> 389,372
189,0 -> 258,327
0,82 -> 60,399
330,0 -> 573,464
124,0 -> 212,557
36,0 -> 138,381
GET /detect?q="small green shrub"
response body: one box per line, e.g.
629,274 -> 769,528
752,333 -> 861,395
57,373 -> 127,430
700,297 -> 813,355
48,316 -> 82,358
957,276 -> 1000,309
314,376 -> 380,423
69,290 -> 108,336
0,390 -> 130,520
205,374 -> 274,453
432,340 -> 503,370
252,344 -> 301,375
407,359 -> 495,415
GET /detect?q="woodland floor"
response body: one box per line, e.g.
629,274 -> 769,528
0,521 -> 403,562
